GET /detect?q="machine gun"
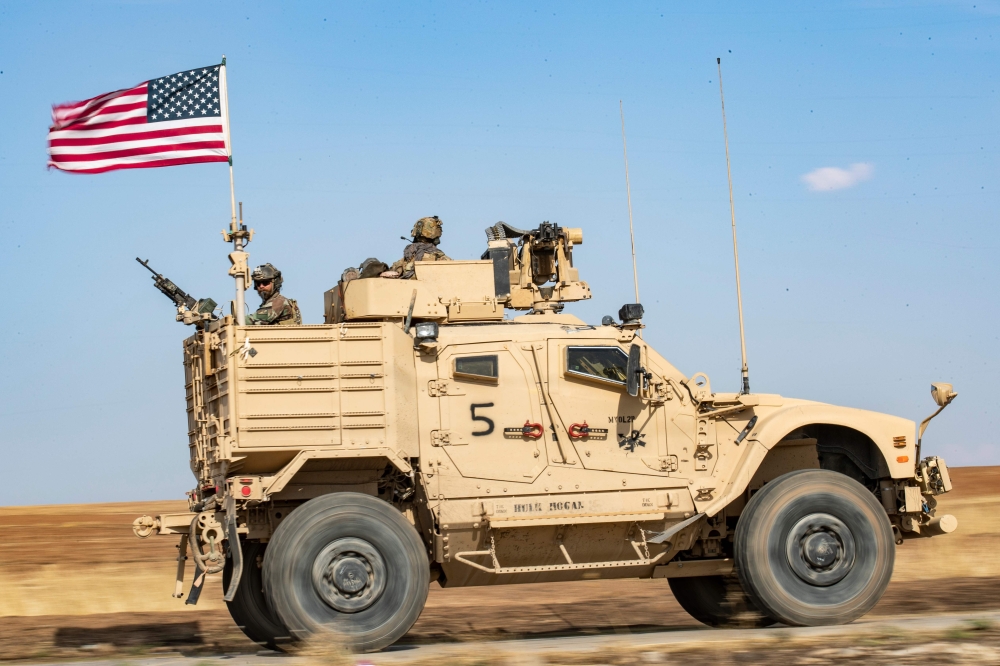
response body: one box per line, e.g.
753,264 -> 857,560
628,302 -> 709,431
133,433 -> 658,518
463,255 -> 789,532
483,221 -> 590,312
136,258 -> 218,325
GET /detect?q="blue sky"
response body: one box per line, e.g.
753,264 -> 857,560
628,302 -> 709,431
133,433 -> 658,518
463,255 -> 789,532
1,1 -> 997,505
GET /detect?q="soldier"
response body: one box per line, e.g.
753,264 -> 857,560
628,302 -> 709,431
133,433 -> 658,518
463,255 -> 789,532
385,216 -> 451,279
246,263 -> 302,326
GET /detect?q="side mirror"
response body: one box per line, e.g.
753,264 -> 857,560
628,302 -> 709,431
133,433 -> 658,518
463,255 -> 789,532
627,343 -> 641,397
931,383 -> 957,408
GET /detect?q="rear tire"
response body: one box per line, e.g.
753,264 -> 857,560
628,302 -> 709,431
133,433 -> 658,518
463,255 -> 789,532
735,469 -> 895,626
668,574 -> 775,628
222,540 -> 289,651
263,492 -> 429,652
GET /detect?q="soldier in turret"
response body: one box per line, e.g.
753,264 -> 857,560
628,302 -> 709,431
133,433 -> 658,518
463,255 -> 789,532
383,216 -> 451,279
246,263 -> 302,325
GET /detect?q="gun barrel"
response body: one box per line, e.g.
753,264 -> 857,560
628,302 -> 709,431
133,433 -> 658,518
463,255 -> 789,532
136,257 -> 215,322
136,257 -> 160,277
136,257 -> 197,309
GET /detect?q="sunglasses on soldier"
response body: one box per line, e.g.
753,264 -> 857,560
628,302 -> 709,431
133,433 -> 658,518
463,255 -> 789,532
254,279 -> 273,287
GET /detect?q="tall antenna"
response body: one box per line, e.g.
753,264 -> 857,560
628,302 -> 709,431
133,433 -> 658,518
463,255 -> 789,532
619,100 -> 640,304
717,58 -> 750,394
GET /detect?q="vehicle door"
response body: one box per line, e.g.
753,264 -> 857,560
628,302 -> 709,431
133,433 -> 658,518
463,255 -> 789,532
433,343 -> 547,483
546,340 -> 670,476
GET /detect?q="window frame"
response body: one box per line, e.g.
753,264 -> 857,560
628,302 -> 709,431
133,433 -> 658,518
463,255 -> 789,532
564,345 -> 630,389
453,354 -> 500,384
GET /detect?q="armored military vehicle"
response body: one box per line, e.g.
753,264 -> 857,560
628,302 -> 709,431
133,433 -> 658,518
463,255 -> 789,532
134,221 -> 957,652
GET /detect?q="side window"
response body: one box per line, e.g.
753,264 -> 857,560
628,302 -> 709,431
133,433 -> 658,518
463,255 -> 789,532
566,346 -> 629,386
454,355 -> 499,382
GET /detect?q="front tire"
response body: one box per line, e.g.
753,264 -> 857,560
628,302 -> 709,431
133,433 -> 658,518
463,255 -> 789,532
262,493 -> 429,652
668,574 -> 774,628
735,469 -> 895,626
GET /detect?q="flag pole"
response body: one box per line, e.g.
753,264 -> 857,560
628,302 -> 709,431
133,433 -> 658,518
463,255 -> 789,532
220,56 -> 248,323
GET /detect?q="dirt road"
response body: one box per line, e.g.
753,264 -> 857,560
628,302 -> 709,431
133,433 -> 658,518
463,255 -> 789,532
15,612 -> 1000,665
1,466 -> 997,663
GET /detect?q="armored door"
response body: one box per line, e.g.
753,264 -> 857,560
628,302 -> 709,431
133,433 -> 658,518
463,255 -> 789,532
433,343 -> 547,483
546,340 -> 670,476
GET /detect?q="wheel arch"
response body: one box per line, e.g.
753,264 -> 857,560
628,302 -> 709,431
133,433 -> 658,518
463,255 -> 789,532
264,449 -> 413,499
748,403 -> 913,479
702,403 -> 914,517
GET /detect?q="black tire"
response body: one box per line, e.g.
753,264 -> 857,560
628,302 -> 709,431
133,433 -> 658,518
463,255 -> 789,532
262,492 -> 429,652
668,574 -> 775,628
735,469 -> 895,626
222,540 -> 290,651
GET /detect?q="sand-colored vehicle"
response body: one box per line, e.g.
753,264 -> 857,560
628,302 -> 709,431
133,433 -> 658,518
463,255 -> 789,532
134,221 -> 957,651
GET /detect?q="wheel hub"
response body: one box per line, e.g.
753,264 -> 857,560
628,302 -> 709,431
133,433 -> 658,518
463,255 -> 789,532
802,532 -> 839,568
331,557 -> 370,594
785,513 -> 856,586
312,537 -> 386,613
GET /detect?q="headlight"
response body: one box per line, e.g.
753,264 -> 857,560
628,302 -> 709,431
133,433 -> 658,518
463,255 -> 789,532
618,303 -> 644,323
414,321 -> 439,343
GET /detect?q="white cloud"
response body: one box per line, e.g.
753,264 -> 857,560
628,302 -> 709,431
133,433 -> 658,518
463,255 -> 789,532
801,162 -> 874,192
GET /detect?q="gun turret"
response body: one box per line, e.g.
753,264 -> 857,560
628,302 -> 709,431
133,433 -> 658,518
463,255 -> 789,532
136,258 -> 217,324
483,222 -> 590,312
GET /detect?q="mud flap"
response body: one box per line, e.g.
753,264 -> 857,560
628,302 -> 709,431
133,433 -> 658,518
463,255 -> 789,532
185,560 -> 206,605
222,496 -> 243,603
647,512 -> 705,545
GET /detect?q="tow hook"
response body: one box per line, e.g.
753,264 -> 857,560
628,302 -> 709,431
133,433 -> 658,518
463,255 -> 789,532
132,515 -> 158,538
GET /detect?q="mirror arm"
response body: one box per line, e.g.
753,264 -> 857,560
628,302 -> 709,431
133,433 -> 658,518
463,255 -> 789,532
916,385 -> 958,463
916,404 -> 947,463
918,405 -> 945,445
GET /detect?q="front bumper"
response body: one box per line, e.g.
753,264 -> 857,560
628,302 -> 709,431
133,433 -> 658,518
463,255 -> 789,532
895,456 -> 957,539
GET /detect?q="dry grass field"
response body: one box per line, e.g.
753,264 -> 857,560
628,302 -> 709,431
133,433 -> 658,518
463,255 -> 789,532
0,466 -> 997,662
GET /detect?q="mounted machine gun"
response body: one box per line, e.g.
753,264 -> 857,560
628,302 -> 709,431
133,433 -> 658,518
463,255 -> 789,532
484,221 -> 590,312
136,257 -> 218,326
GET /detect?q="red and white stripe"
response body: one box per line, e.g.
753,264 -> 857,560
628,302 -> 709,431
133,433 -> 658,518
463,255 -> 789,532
48,81 -> 229,174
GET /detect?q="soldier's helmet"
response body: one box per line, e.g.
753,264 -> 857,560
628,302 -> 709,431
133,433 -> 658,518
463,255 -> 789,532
411,216 -> 443,244
252,263 -> 283,292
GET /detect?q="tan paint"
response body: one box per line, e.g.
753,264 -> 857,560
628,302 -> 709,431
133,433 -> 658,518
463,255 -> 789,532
137,224 -> 956,596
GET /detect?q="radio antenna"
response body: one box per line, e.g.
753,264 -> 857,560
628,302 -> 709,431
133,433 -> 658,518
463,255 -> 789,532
619,100 -> 640,305
717,58 -> 750,394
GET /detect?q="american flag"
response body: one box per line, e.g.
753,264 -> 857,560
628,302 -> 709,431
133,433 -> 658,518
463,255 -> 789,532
48,64 -> 230,174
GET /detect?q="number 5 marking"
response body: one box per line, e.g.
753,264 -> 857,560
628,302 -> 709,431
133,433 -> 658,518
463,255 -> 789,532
470,403 -> 495,436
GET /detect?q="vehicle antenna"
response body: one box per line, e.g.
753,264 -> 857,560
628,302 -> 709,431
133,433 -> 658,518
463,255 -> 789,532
619,101 -> 641,307
717,57 -> 750,395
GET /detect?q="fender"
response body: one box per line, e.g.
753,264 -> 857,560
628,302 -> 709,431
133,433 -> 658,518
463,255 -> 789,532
263,448 -> 412,497
699,399 -> 916,517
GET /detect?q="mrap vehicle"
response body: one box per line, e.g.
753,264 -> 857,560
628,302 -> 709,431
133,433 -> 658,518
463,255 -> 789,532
133,221 -> 958,652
